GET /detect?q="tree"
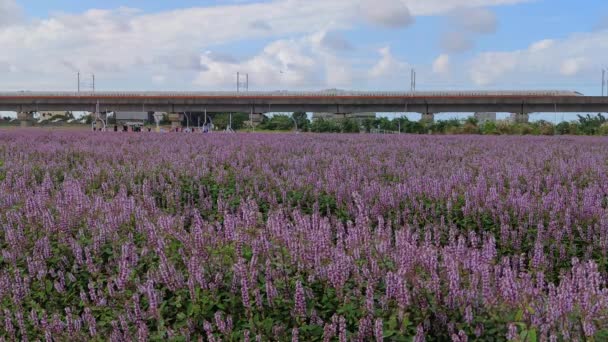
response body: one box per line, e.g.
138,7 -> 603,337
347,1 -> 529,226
536,120 -> 555,136
310,119 -> 341,133
82,113 -> 94,124
213,113 -> 250,130
577,114 -> 607,135
373,117 -> 394,131
259,114 -> 294,131
158,113 -> 170,125
461,117 -> 480,134
292,112 -> 309,131
600,123 -> 608,136
341,118 -> 360,133
555,122 -> 571,135
480,121 -> 498,135
361,118 -> 375,133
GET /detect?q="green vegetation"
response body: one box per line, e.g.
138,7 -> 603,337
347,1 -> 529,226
4,112 -> 608,136
254,113 -> 608,136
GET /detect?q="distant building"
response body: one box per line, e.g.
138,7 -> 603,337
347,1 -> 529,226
312,112 -> 376,121
115,112 -> 149,126
39,111 -> 71,121
474,112 -> 497,124
312,112 -> 339,120
349,112 -> 376,121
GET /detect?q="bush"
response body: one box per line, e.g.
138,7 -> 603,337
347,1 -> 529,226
310,119 -> 341,133
259,115 -> 294,131
341,119 -> 360,133
555,122 -> 571,135
480,121 -> 498,135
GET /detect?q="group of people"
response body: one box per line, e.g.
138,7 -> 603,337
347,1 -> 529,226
171,122 -> 213,133
92,125 -> 151,132
92,123 -> 213,133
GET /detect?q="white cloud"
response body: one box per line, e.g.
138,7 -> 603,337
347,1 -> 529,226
559,57 -> 586,76
403,0 -> 530,15
194,35 -> 412,90
529,39 -> 555,52
369,47 -> 409,78
317,31 -> 354,51
195,38 -> 321,89
433,54 -> 450,74
0,0 -> 21,27
360,0 -> 414,28
470,51 -> 519,86
451,7 -> 497,34
469,31 -> 608,86
440,7 -> 497,53
441,31 -> 474,53
152,75 -> 166,84
0,0 -> 536,90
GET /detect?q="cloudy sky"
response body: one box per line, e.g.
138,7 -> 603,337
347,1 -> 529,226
0,0 -> 607,97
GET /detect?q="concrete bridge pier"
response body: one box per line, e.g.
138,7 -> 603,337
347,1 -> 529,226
168,113 -> 183,129
311,112 -> 347,121
94,112 -> 108,130
17,112 -> 34,127
420,113 -> 435,123
249,113 -> 264,127
511,112 -> 530,123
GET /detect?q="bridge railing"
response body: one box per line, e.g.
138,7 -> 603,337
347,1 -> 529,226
0,90 -> 582,97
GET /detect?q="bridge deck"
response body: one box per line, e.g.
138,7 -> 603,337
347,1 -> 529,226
0,90 -> 583,99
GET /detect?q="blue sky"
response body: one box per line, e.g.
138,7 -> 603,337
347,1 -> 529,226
1,0 -> 607,121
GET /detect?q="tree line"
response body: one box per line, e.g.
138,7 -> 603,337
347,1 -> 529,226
4,112 -> 608,135
256,113 -> 608,136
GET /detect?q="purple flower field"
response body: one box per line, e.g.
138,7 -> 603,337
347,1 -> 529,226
1,130 -> 608,341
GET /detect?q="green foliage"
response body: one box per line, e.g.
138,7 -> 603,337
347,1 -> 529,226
258,114 -> 295,131
310,118 -> 341,133
211,113 -> 250,130
480,121 -> 498,135
577,113 -> 607,135
340,118 -> 360,133
251,113 -> 608,136
292,112 -> 310,131
555,121 -> 570,135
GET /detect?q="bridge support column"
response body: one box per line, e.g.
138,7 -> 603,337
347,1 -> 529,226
420,113 -> 435,123
17,112 -> 34,127
93,112 -> 109,131
510,113 -> 530,124
312,112 -> 343,121
249,113 -> 264,127
168,113 -> 183,129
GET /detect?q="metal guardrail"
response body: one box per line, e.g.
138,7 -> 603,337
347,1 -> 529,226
370,129 -> 400,134
0,90 -> 583,97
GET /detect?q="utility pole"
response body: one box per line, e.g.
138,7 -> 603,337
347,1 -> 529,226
398,113 -> 401,134
77,72 -> 80,93
92,74 -> 95,92
603,69 -> 607,96
410,69 -> 416,92
250,107 -> 254,132
237,72 -> 249,93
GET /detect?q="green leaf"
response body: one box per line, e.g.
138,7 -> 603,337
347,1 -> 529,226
514,309 -> 524,321
521,329 -> 537,342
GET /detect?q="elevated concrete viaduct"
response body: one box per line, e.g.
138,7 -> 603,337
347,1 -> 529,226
2,91 -> 605,125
